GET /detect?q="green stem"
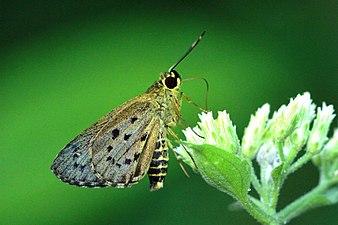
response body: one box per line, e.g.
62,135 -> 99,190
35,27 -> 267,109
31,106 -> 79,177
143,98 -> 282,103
319,159 -> 330,183
248,161 -> 263,196
283,146 -> 298,169
277,180 -> 336,223
276,141 -> 285,162
243,197 -> 279,225
271,142 -> 286,210
249,196 -> 265,209
259,164 -> 271,205
269,178 -> 280,212
287,152 -> 313,175
328,163 -> 338,181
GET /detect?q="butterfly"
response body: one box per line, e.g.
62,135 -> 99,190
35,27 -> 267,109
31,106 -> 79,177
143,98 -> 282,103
51,32 -> 205,191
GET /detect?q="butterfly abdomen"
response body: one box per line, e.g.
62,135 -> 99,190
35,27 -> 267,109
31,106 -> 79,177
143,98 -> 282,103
148,136 -> 169,191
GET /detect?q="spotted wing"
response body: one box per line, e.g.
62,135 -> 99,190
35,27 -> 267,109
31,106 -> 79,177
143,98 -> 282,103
50,93 -> 156,187
51,118 -> 108,187
90,99 -> 160,188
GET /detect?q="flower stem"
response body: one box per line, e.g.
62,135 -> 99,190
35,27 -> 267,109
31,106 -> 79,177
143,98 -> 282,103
283,146 -> 298,169
270,179 -> 280,212
287,152 -> 313,175
248,160 -> 263,196
277,179 -> 336,223
244,197 -> 279,225
276,141 -> 285,162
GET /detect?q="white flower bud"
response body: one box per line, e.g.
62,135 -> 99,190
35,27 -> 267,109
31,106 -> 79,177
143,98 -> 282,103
174,111 -> 240,157
273,92 -> 312,141
216,111 -> 240,154
307,103 -> 335,154
242,104 -> 270,159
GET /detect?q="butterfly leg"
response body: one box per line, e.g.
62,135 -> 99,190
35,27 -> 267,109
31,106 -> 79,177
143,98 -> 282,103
180,92 -> 208,112
166,128 -> 192,178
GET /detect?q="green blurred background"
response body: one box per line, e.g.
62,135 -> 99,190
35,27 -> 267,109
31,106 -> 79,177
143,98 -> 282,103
1,1 -> 337,224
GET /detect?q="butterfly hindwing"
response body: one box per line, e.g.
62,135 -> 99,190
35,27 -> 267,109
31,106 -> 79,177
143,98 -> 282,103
50,125 -> 107,187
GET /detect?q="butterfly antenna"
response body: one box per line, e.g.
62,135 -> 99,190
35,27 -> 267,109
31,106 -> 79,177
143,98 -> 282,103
168,31 -> 206,72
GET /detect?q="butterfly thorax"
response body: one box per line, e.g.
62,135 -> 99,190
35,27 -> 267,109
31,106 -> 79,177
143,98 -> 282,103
146,71 -> 181,127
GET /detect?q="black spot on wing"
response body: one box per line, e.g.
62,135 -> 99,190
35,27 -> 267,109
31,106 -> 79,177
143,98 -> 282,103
73,162 -> 79,169
72,153 -> 80,160
134,152 -> 140,160
112,129 -> 119,139
124,133 -> 132,141
80,164 -> 86,171
141,133 -> 147,141
105,157 -> 115,164
107,145 -> 113,152
125,158 -> 132,165
130,116 -> 138,124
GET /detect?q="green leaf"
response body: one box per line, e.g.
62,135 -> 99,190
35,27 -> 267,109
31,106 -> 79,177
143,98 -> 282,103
271,163 -> 284,188
185,143 -> 251,202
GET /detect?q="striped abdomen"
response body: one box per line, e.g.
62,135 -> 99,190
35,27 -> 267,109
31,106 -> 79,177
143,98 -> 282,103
148,134 -> 169,191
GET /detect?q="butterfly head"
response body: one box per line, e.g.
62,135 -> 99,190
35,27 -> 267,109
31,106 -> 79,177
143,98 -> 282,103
160,70 -> 181,91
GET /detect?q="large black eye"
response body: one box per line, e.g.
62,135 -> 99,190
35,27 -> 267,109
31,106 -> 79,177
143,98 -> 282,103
165,77 -> 177,89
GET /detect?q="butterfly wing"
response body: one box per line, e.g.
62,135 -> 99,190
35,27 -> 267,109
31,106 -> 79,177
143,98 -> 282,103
90,105 -> 160,187
51,116 -> 109,187
51,93 -> 159,187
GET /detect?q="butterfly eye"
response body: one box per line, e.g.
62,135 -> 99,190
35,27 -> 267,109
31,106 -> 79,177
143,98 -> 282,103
164,77 -> 178,89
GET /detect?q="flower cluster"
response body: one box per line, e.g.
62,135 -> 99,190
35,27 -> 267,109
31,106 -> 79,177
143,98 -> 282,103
176,92 -> 336,181
174,92 -> 337,224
